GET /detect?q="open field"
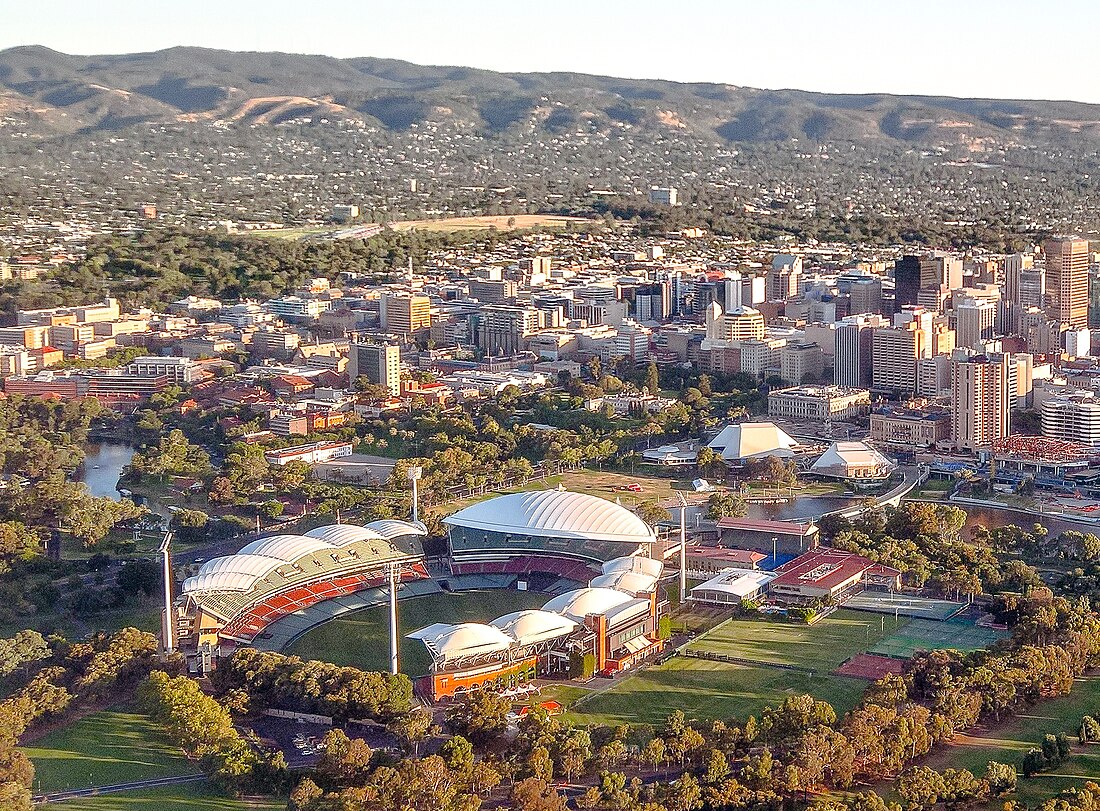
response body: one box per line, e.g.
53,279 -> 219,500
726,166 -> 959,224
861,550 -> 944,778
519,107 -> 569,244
42,784 -> 283,811
566,656 -> 867,726
25,709 -> 197,794
915,674 -> 1100,809
687,610 -> 908,672
285,589 -> 547,675
391,214 -> 591,232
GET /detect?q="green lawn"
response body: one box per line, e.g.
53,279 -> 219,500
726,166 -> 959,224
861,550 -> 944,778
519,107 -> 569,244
285,589 -> 549,675
566,656 -> 867,727
687,610 -> 908,672
919,674 -> 1100,809
0,601 -> 163,641
42,783 -> 283,811
25,709 -> 198,794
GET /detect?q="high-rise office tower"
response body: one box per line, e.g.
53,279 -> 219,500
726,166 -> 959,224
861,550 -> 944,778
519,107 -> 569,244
871,320 -> 925,394
1043,237 -> 1090,327
848,277 -> 883,315
1005,253 -> 1036,304
920,255 -> 964,291
950,351 -> 1010,452
349,342 -> 401,395
768,255 -> 802,300
380,292 -> 431,336
954,298 -> 997,350
893,256 -> 922,312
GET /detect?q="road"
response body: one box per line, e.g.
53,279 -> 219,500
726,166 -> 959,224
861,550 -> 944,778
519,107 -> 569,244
33,773 -> 206,804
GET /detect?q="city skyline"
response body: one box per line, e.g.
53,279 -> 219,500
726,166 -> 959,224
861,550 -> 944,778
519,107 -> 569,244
3,0 -> 1100,104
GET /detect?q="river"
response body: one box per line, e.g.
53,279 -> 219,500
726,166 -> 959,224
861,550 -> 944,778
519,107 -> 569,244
71,440 -> 1100,541
73,440 -> 173,523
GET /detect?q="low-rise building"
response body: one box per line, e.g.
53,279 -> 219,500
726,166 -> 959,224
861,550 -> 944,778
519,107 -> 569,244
767,385 -> 871,422
870,406 -> 952,449
264,440 -> 353,466
769,549 -> 901,603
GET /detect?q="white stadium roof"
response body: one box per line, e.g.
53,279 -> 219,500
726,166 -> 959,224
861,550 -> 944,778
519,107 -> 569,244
238,534 -> 334,561
185,554 -> 282,592
602,555 -> 664,579
364,519 -> 427,538
303,524 -> 387,546
407,622 -> 515,662
708,422 -> 797,461
590,570 -> 659,595
490,610 -> 577,646
443,490 -> 657,544
542,587 -> 635,622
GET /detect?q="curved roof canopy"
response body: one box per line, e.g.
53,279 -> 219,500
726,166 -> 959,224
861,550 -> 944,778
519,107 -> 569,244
542,587 -> 635,622
364,519 -> 428,538
590,570 -> 659,595
444,490 -> 656,544
238,534 -> 335,561
303,524 -> 387,546
490,610 -> 577,646
602,555 -> 664,579
185,554 -> 283,593
408,622 -> 515,662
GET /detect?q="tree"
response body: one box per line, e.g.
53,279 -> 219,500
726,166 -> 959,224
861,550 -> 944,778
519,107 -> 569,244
393,707 -> 433,755
984,761 -> 1017,797
706,490 -> 747,519
315,729 -> 374,786
512,778 -> 568,811
644,363 -> 659,395
0,631 -> 49,679
635,500 -> 671,526
445,689 -> 511,744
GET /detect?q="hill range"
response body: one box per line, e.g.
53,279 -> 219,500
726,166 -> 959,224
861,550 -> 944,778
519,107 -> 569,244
1,45 -> 1099,147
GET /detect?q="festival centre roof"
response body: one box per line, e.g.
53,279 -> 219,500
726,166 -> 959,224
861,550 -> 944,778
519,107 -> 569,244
443,489 -> 657,544
708,422 -> 797,461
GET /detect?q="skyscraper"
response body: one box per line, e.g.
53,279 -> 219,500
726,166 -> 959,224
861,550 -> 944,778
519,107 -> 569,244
1043,237 -> 1090,327
893,256 -> 921,312
950,351 -> 1010,452
349,342 -> 401,395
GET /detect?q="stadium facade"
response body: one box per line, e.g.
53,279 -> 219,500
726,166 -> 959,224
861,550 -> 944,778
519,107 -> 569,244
410,555 -> 667,699
174,520 -> 428,665
444,489 -> 660,582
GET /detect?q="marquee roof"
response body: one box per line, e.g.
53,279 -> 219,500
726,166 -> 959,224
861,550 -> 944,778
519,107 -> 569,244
444,490 -> 656,544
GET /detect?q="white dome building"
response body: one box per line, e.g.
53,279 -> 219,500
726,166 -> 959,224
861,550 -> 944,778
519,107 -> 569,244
444,490 -> 658,574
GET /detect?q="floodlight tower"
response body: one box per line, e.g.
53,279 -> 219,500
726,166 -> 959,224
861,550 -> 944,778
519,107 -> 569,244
388,562 -> 400,675
676,492 -> 687,600
408,465 -> 423,523
159,532 -> 175,659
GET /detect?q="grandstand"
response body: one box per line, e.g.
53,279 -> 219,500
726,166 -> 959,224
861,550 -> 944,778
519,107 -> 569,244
444,489 -> 660,580
174,520 -> 428,658
409,554 -> 668,699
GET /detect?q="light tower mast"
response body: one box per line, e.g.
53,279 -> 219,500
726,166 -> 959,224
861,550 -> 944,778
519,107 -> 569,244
159,532 -> 175,659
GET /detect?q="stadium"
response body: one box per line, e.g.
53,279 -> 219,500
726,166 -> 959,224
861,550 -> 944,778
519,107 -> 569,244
172,519 -> 429,668
444,488 -> 664,584
172,489 -> 672,692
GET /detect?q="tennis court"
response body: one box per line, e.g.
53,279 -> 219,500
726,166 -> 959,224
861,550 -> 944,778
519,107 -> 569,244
869,618 -> 1008,659
843,592 -> 965,621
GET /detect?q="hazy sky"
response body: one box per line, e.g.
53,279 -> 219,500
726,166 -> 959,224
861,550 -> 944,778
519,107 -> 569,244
3,0 -> 1099,103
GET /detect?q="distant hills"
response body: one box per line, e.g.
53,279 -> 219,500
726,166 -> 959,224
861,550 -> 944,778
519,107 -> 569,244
2,45 -> 1100,146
